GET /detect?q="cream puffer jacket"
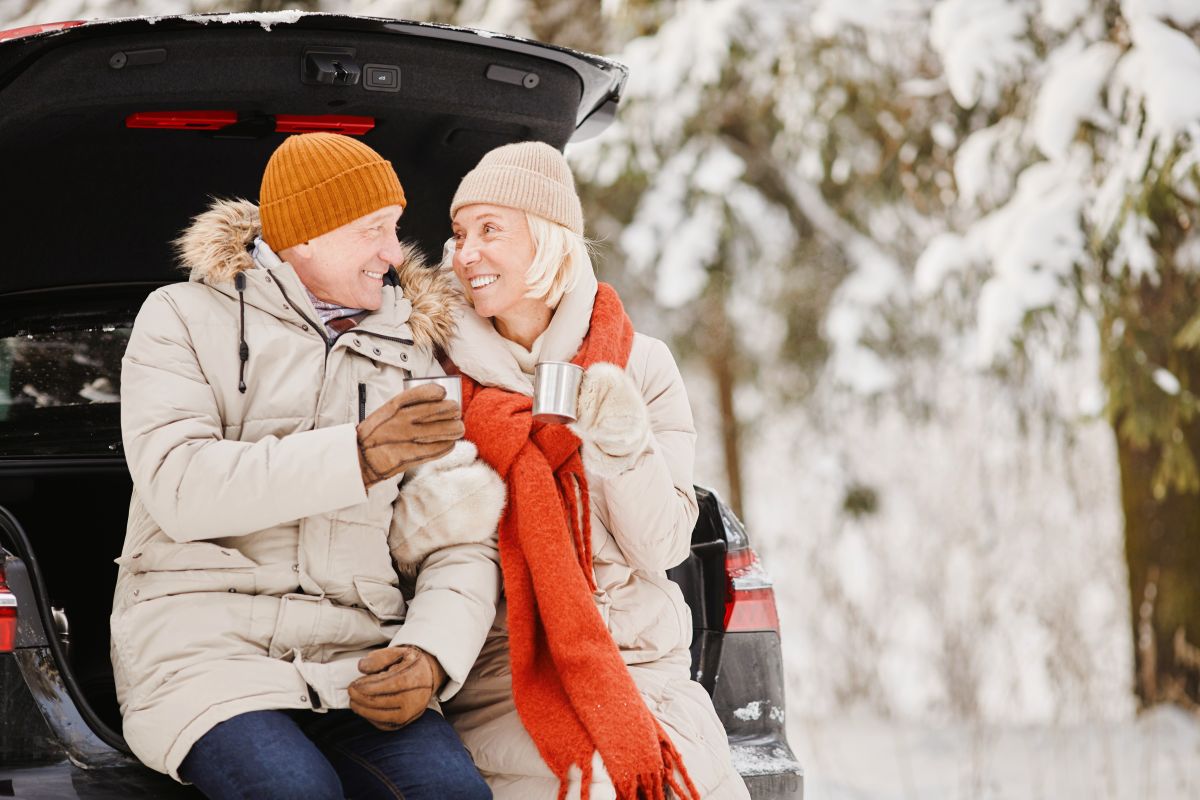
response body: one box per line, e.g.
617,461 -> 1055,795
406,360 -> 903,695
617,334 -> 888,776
443,267 -> 749,799
111,199 -> 504,780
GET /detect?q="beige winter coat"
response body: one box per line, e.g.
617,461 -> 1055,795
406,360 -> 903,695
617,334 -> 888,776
444,267 -> 750,799
111,200 -> 504,780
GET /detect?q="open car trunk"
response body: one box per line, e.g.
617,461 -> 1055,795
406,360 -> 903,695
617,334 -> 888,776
0,13 -> 623,294
0,12 -> 625,759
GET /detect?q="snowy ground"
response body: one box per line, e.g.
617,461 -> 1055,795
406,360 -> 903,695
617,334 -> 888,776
789,706 -> 1200,800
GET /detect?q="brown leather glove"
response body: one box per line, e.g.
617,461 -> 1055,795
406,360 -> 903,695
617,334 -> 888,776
348,645 -> 447,731
357,383 -> 464,488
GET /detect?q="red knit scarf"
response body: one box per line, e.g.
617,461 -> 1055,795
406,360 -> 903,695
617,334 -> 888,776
458,284 -> 698,800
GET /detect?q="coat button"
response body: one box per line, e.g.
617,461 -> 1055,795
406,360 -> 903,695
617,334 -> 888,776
400,353 -> 408,361
302,324 -> 309,331
373,347 -> 382,356
353,338 -> 362,347
292,565 -> 299,572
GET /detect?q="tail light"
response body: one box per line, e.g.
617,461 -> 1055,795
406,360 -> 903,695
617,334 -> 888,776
126,111 -> 238,131
0,560 -> 16,653
0,20 -> 84,44
126,111 -> 375,135
724,547 -> 780,633
274,115 -> 375,135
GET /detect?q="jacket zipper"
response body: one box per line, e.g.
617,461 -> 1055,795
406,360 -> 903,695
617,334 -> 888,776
265,269 -> 329,352
358,383 -> 367,422
336,329 -> 416,347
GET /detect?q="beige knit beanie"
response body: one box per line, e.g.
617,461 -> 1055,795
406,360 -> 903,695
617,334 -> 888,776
450,141 -> 584,235
260,132 -> 407,251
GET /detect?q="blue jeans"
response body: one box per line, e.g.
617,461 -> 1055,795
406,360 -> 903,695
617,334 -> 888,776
179,708 -> 491,800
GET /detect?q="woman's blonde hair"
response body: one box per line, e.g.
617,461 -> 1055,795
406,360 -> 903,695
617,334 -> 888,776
523,213 -> 588,308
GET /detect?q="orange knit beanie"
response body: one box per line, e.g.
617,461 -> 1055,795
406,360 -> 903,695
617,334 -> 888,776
259,132 -> 407,251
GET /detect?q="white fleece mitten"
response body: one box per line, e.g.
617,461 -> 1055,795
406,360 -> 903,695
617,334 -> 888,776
389,441 -> 506,578
568,362 -> 652,477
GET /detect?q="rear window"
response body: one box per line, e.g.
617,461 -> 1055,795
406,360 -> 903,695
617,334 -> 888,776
0,324 -> 128,421
0,289 -> 149,458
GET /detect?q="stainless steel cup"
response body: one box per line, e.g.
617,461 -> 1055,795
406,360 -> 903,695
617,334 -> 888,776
533,361 -> 583,424
403,374 -> 462,407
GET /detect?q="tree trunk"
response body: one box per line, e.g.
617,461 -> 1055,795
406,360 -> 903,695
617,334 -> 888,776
701,289 -> 746,520
1115,420 -> 1200,708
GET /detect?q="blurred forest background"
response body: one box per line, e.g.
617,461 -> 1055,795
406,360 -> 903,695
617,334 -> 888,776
5,0 -> 1200,795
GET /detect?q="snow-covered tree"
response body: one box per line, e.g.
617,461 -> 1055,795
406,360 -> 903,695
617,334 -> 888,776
820,0 -> 1200,707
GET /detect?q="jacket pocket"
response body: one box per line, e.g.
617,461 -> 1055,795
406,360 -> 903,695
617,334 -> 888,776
117,541 -> 258,603
352,575 -> 407,622
603,569 -> 690,660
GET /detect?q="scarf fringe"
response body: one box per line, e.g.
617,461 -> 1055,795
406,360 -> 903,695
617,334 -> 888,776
570,735 -> 700,800
659,725 -> 701,800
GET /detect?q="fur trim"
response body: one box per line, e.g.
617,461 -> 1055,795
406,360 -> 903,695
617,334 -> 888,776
393,253 -> 463,353
569,362 -> 652,478
389,442 -> 506,578
173,198 -> 461,349
174,198 -> 259,284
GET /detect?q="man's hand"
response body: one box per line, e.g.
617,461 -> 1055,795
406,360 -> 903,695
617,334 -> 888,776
357,384 -> 464,488
348,646 -> 447,731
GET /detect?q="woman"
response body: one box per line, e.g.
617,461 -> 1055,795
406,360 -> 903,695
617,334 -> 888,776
442,141 -> 749,800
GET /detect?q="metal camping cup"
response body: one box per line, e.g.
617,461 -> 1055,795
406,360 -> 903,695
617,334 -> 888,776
403,374 -> 462,407
533,361 -> 583,424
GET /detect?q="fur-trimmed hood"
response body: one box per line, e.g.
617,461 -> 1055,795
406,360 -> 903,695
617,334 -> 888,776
173,198 -> 460,351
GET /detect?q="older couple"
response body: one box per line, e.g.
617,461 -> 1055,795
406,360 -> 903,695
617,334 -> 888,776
112,133 -> 748,800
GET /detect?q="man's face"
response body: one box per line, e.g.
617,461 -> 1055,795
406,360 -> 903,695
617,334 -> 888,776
282,205 -> 405,311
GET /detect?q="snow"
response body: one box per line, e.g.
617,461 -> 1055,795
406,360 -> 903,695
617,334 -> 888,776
914,231 -> 970,297
1121,0 -> 1200,26
180,11 -> 307,31
930,0 -> 1033,108
1153,368 -> 1181,396
1113,17 -> 1200,144
729,554 -> 773,590
956,149 -> 1092,365
1032,39 -> 1120,162
728,741 -> 803,778
954,119 -> 1023,208
1041,0 -> 1091,31
1112,214 -> 1160,283
616,0 -> 741,143
811,0 -> 926,38
733,700 -> 764,721
792,706 -> 1200,799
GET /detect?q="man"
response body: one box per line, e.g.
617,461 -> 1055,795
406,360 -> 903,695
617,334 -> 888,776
111,132 -> 504,800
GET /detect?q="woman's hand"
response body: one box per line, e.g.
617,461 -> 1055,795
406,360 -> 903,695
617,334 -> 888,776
388,441 -> 505,577
569,362 -> 652,476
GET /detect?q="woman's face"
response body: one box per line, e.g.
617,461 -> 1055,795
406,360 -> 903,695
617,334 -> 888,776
451,204 -> 545,322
